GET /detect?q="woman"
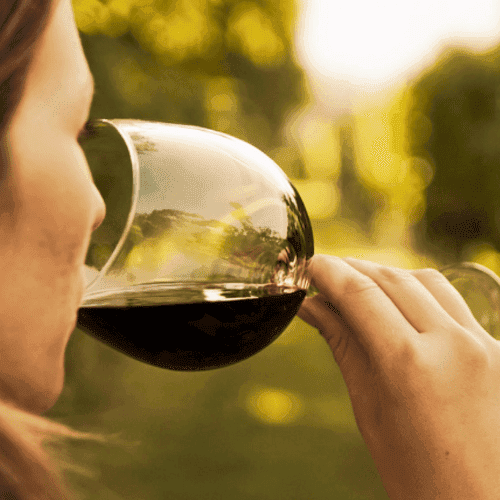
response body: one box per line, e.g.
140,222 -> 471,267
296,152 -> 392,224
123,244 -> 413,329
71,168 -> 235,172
2,0 -> 500,498
0,0 -> 106,497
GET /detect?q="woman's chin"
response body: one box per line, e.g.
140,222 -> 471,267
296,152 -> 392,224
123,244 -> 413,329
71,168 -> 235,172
39,380 -> 65,414
18,363 -> 65,414
0,376 -> 62,415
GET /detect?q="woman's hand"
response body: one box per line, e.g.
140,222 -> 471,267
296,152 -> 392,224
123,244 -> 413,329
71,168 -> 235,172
297,255 -> 500,500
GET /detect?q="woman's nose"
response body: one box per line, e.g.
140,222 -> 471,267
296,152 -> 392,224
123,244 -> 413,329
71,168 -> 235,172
91,184 -> 106,232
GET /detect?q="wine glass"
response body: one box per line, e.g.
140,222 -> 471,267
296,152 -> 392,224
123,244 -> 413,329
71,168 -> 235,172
78,119 -> 313,371
77,119 -> 500,371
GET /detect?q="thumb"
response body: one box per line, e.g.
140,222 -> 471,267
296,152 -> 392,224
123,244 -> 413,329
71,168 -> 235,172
298,294 -> 366,371
298,296 -> 376,430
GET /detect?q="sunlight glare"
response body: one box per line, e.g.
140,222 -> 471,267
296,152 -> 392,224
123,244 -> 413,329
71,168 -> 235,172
296,0 -> 500,101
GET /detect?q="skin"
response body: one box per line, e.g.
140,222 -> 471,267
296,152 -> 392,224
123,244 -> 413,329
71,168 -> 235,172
298,255 -> 500,499
0,0 -> 105,414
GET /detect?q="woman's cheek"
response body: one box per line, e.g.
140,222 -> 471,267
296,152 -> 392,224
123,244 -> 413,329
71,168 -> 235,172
21,141 -> 97,261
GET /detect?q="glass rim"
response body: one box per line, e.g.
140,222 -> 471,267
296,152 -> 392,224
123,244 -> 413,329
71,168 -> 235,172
82,118 -> 141,290
440,261 -> 500,285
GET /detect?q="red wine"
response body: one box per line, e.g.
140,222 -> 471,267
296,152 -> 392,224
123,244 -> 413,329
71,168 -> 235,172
77,283 -> 306,371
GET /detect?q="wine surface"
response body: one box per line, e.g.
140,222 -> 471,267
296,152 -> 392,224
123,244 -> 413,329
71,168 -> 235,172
77,283 -> 306,371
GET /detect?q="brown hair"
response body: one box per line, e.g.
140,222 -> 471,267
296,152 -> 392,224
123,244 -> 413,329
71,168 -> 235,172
0,0 -> 52,138
0,399 -> 112,499
0,1 -> 121,498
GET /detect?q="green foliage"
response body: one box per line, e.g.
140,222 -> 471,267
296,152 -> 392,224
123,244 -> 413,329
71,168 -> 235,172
74,0 -> 305,154
336,117 -> 384,233
408,47 -> 500,263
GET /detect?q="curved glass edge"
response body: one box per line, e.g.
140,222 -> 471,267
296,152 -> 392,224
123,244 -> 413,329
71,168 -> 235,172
441,261 -> 500,339
83,119 -> 315,299
440,261 -> 500,282
83,119 -> 141,292
109,119 -> 296,197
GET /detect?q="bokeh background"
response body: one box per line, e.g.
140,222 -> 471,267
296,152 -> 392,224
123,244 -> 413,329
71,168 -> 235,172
48,0 -> 500,498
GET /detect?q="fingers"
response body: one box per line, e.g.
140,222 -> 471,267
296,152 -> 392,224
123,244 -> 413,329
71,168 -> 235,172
342,259 -> 489,342
298,293 -> 348,362
301,255 -> 494,372
298,293 -> 370,385
342,257 -> 461,334
410,268 -> 485,335
305,255 -> 416,364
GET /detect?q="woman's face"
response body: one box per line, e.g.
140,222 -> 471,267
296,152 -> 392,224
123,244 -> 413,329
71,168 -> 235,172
0,0 -> 105,413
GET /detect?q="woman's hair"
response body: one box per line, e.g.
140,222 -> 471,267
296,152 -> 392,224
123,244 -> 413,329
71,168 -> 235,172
0,1 -> 121,498
0,399 -> 111,499
0,0 -> 51,138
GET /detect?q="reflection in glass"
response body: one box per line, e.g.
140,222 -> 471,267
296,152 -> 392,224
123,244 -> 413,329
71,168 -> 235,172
78,120 -> 313,370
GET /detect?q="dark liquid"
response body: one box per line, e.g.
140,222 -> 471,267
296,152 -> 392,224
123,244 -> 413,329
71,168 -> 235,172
77,288 -> 306,371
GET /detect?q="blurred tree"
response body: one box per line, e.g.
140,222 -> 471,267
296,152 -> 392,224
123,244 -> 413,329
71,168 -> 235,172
72,0 -> 306,154
337,116 -> 384,234
407,46 -> 500,264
